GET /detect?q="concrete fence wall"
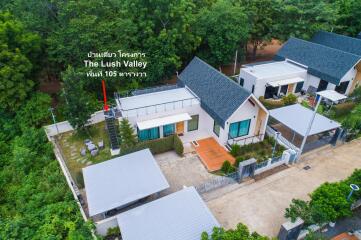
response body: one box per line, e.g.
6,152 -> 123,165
95,215 -> 119,236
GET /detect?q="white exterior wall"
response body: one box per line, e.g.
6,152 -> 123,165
341,66 -> 357,95
303,74 -> 321,91
239,67 -> 307,99
239,70 -> 257,93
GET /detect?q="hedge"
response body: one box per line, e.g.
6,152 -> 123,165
120,134 -> 184,156
333,102 -> 355,117
259,96 -> 285,109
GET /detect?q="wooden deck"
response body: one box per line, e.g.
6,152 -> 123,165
193,137 -> 235,172
331,233 -> 357,240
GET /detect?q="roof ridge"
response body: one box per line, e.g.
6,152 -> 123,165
192,56 -> 251,93
288,37 -> 361,58
317,30 -> 361,43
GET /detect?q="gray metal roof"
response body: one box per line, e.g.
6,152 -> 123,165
275,37 -> 360,85
311,31 -> 361,56
117,187 -> 219,240
269,104 -> 341,137
178,57 -> 251,128
82,149 -> 169,216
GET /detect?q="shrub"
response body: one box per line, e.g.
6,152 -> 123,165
221,160 -> 235,174
120,135 -> 183,156
282,93 -> 297,105
259,96 -> 284,109
333,102 -> 355,117
106,226 -> 120,238
234,156 -> 245,167
230,144 -> 241,157
173,134 -> 184,156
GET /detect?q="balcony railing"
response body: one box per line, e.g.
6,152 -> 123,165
119,97 -> 200,118
227,134 -> 264,146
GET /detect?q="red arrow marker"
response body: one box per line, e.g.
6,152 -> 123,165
102,80 -> 109,111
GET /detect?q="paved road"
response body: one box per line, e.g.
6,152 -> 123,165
206,140 -> 361,237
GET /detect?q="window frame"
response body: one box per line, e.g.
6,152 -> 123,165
228,119 -> 251,139
163,124 -> 175,137
213,120 -> 220,137
137,127 -> 160,141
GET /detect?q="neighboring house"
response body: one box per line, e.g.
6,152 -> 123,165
82,149 -> 169,219
238,31 -> 361,98
238,61 -> 307,99
116,57 -> 269,147
117,187 -> 219,240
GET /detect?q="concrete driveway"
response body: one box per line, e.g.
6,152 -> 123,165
207,139 -> 361,237
155,151 -> 218,194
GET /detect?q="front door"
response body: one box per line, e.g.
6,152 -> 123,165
176,121 -> 184,135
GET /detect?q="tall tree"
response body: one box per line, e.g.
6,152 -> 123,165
195,0 -> 249,67
0,11 -> 41,111
62,66 -> 96,130
238,0 -> 281,60
275,0 -> 337,41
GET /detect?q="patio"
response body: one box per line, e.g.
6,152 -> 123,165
194,137 -> 235,172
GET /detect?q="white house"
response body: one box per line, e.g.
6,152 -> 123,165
239,31 -> 361,98
239,61 -> 307,99
116,57 -> 269,147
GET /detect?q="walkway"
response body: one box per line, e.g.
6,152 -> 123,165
194,137 -> 235,172
206,139 -> 361,237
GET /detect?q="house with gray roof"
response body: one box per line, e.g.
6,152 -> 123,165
238,32 -> 361,98
115,56 -> 269,148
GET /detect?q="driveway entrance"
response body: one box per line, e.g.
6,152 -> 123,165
207,139 -> 361,237
194,137 -> 235,172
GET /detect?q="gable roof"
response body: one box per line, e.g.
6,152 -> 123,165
274,37 -> 360,85
311,31 -> 361,56
178,57 -> 251,128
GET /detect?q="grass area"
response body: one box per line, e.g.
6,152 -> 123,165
56,121 -> 114,188
230,136 -> 286,163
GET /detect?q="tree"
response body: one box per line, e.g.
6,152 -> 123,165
275,0 -> 337,41
0,12 -> 41,111
195,0 -> 249,66
201,223 -> 271,240
119,118 -> 137,150
334,0 -> 361,36
62,66 -> 96,130
16,92 -> 52,130
238,0 -> 281,59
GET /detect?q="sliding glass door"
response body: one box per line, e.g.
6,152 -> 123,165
229,119 -> 251,139
138,127 -> 160,141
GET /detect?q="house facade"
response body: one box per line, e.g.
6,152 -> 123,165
116,57 -> 269,147
239,31 -> 361,99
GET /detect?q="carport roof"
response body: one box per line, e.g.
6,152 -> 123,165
117,187 -> 219,240
82,149 -> 169,216
269,104 -> 340,137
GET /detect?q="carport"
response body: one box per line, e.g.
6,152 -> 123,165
269,104 -> 341,153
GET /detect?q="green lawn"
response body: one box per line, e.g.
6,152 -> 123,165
56,121 -> 115,188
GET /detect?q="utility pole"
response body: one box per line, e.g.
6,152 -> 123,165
49,107 -> 59,135
233,50 -> 238,76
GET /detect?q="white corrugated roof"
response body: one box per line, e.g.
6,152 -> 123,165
269,104 -> 341,136
117,187 -> 220,240
268,77 -> 304,87
82,149 -> 169,216
317,90 -> 347,102
137,113 -> 192,130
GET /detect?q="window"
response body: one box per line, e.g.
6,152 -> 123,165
239,78 -> 244,86
138,127 -> 160,141
264,86 -> 279,99
280,85 -> 288,95
163,124 -> 175,137
228,119 -> 251,139
295,81 -> 304,93
187,115 -> 199,131
251,85 -> 255,93
317,79 -> 328,91
335,81 -> 349,94
213,121 -> 220,137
